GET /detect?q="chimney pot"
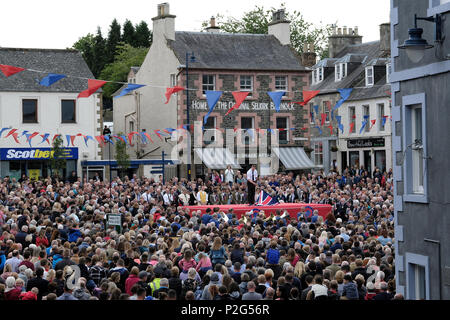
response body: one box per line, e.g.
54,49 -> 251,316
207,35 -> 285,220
210,16 -> 216,27
348,27 -> 353,35
343,27 -> 347,35
354,26 -> 358,35
337,28 -> 342,35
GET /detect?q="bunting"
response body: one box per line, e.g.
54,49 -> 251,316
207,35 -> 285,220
115,83 -> 145,98
39,133 -> 51,145
0,127 -> 10,138
313,105 -> 319,114
204,90 -> 223,124
39,73 -> 66,87
78,79 -> 107,98
83,135 -> 95,147
154,130 -> 163,141
296,90 -> 320,106
0,64 -> 25,77
359,115 -> 370,134
315,126 -> 322,136
225,91 -> 249,116
382,115 -> 389,127
370,119 -> 377,130
165,86 -> 185,104
332,88 -> 353,111
321,113 -> 327,126
335,116 -> 344,134
95,136 -> 105,146
268,91 -> 285,112
328,125 -> 334,135
349,122 -> 355,133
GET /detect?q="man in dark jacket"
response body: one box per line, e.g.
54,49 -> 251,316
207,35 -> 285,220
373,282 -> 393,300
55,249 -> 76,271
351,259 -> 368,281
342,274 -> 359,300
15,225 -> 29,248
26,267 -> 49,300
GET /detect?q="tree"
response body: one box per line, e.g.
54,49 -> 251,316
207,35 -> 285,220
202,5 -> 333,59
99,43 -> 149,98
115,133 -> 130,178
49,135 -> 67,179
106,19 -> 122,64
135,21 -> 152,47
122,19 -> 137,46
87,27 -> 108,78
72,33 -> 96,76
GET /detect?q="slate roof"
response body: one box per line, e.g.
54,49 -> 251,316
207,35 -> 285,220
310,40 -> 390,100
168,31 -> 307,72
0,48 -> 95,92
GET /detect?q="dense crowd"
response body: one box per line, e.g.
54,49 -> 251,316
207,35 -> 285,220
0,165 -> 400,300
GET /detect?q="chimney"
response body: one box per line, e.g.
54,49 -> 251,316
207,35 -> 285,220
268,9 -> 291,46
328,24 -> 363,58
152,2 -> 176,42
380,23 -> 391,55
206,16 -> 220,33
301,43 -> 317,68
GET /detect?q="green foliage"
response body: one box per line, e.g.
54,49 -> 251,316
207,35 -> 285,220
49,136 -> 67,178
202,4 -> 333,59
90,27 -> 107,78
122,19 -> 137,46
106,19 -> 122,64
135,21 -> 153,47
114,132 -> 130,177
99,43 -> 148,98
73,33 -> 96,74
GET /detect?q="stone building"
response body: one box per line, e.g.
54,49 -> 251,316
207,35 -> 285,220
114,2 -> 317,179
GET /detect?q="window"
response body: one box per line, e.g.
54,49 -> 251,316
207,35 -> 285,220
335,63 -> 347,81
406,253 -> 429,300
312,70 -> 317,84
349,106 -> 356,133
378,103 -> 385,132
363,105 -> 370,132
240,75 -> 253,96
275,76 -> 288,91
202,75 -> 215,94
318,68 -> 323,82
322,101 -> 330,123
170,74 -> 176,87
313,142 -> 323,166
428,0 -> 450,16
22,99 -> 38,123
386,63 -> 391,83
276,117 -> 289,143
310,103 -> 315,124
203,116 -> 216,145
129,121 -> 134,132
403,93 -> 427,202
241,117 -> 254,145
61,100 -> 76,123
411,106 -> 424,194
366,67 -> 374,86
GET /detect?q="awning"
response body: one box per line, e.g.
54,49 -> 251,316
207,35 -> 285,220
194,148 -> 241,169
272,147 -> 316,170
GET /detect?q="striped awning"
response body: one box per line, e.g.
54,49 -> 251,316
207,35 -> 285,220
272,147 -> 316,170
194,148 -> 242,170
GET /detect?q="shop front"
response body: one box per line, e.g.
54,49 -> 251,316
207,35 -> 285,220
338,137 -> 391,174
0,147 -> 78,180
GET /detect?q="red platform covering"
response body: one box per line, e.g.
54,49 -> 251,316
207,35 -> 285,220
183,203 -> 332,220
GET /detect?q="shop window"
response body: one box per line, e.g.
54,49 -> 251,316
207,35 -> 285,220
61,100 -> 76,123
313,142 -> 323,166
23,99 -> 38,123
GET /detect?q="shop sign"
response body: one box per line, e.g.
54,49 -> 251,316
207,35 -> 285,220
0,148 -> 78,160
347,138 -> 385,149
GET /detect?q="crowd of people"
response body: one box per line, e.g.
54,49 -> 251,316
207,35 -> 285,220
0,164 -> 400,300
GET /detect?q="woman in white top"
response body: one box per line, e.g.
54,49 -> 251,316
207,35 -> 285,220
224,165 -> 235,187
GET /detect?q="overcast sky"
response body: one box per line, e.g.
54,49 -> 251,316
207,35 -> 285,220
0,0 -> 390,49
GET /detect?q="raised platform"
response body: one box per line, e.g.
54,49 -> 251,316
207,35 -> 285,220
184,203 -> 332,220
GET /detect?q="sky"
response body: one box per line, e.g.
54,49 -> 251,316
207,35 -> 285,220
0,0 -> 390,49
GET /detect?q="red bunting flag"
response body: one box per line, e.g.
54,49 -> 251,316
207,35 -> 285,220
143,132 -> 153,143
301,127 -> 308,131
78,79 -> 107,98
296,90 -> 321,106
328,125 -> 334,135
165,86 -> 185,104
128,132 -> 139,146
70,135 -> 77,146
27,132 -> 39,142
40,134 -> 50,145
225,91 -> 249,116
154,130 -> 163,141
5,129 -> 18,138
321,113 -> 327,126
370,119 -> 376,130
349,122 -> 355,133
95,136 -> 106,146
11,133 -> 20,144
52,134 -> 62,143
0,64 -> 25,77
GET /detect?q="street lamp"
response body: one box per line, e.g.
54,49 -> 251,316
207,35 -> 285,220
185,52 -> 196,181
398,14 -> 442,63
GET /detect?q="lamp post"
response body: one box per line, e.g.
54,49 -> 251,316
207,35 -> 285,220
185,52 -> 196,181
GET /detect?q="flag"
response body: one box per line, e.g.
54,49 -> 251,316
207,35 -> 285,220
204,90 -> 223,124
328,125 -> 334,135
25,132 -> 39,147
39,73 -> 66,87
315,126 -> 322,135
5,129 -> 18,139
154,130 -> 163,141
0,127 -> 10,138
321,113 -> 327,126
335,116 -> 344,133
115,83 -> 145,98
255,190 -> 278,206
104,135 -> 114,144
304,206 -> 314,218
349,122 -> 355,133
83,135 -> 95,147
370,119 -> 376,130
95,136 -> 105,146
297,90 -> 320,106
78,79 -> 107,98
313,105 -> 319,114
39,133 -> 51,145
268,91 -> 285,112
360,115 -> 370,134
128,132 -> 139,145
165,86 -> 185,104
0,64 -> 25,77
225,91 -> 249,116
382,115 -> 389,127
332,88 -> 353,111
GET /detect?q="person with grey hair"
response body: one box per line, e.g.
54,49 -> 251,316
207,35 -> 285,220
373,282 -> 393,300
153,278 -> 169,299
242,281 -> 262,300
263,287 -> 275,300
73,277 -> 92,300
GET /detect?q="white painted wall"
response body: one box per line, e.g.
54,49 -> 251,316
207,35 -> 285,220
0,91 -> 100,173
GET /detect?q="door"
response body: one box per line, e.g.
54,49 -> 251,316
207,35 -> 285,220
364,150 -> 372,174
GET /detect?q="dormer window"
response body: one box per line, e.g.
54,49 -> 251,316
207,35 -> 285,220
335,63 -> 347,82
386,63 -> 392,83
312,67 -> 324,85
366,67 -> 374,86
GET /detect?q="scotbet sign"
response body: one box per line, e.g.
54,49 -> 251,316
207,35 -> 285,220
0,148 -> 78,160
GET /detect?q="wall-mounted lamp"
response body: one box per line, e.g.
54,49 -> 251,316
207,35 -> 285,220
398,14 -> 443,63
